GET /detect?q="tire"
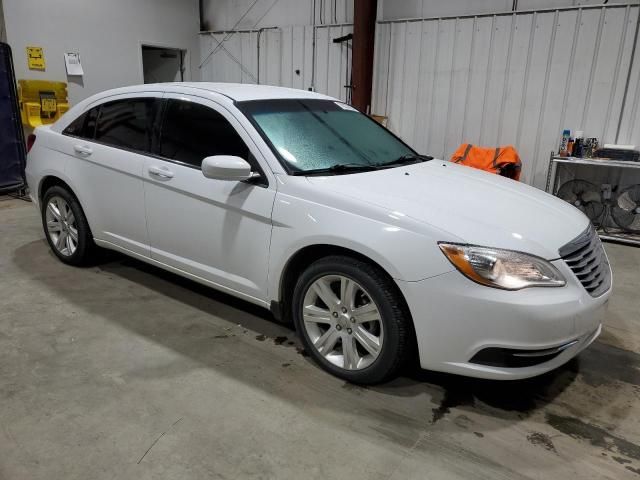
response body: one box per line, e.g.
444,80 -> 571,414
41,185 -> 96,266
292,255 -> 413,384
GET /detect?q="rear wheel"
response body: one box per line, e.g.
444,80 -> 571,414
42,186 -> 96,266
292,255 -> 412,384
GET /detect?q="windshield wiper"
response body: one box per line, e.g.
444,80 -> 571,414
291,154 -> 433,176
377,153 -> 434,168
292,163 -> 378,176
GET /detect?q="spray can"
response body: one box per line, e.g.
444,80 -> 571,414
573,131 -> 584,158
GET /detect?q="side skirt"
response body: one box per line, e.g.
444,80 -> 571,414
93,238 -> 271,310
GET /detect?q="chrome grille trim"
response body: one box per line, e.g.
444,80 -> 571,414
560,226 -> 611,297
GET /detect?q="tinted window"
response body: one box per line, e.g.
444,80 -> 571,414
159,99 -> 249,167
62,112 -> 88,137
63,111 -> 87,137
62,106 -> 99,139
84,107 -> 98,139
95,99 -> 156,152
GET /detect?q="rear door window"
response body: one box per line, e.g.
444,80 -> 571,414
95,98 -> 157,152
158,99 -> 249,168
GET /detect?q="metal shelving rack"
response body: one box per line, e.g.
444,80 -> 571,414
546,153 -> 640,246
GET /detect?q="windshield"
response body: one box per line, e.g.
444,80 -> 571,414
237,99 -> 416,174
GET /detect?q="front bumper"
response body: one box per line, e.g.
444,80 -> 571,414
397,259 -> 611,380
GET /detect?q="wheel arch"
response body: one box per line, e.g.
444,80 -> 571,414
38,175 -> 96,235
39,175 -> 75,204
275,244 -> 412,325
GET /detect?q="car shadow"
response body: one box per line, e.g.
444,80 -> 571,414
12,239 -> 637,433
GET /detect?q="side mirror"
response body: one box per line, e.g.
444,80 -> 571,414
201,155 -> 253,181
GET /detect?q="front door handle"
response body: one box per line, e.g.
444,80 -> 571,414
73,144 -> 93,156
148,165 -> 174,179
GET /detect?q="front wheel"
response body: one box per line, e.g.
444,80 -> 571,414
292,255 -> 413,384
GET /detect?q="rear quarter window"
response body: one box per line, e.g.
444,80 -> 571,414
62,106 -> 99,139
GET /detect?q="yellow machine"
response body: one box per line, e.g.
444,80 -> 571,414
18,80 -> 69,128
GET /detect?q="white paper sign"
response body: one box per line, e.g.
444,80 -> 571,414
64,52 -> 84,76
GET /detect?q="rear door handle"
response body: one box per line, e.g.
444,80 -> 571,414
148,165 -> 174,179
73,144 -> 93,156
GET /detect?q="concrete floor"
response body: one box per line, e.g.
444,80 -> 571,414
1,196 -> 639,480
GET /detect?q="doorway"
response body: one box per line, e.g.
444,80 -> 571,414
141,45 -> 185,83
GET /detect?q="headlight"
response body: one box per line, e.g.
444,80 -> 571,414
438,243 -> 566,290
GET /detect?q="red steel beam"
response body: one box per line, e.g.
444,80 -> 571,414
351,0 -> 377,113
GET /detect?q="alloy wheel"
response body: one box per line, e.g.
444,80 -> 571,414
302,274 -> 384,370
45,196 -> 78,256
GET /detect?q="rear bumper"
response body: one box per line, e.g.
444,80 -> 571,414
24,167 -> 39,208
397,260 -> 610,380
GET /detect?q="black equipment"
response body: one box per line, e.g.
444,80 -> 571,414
0,42 -> 27,194
594,148 -> 640,162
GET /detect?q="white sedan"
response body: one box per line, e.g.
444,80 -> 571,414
25,83 -> 611,384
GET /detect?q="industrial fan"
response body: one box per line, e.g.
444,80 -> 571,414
556,180 -> 605,224
612,185 -> 640,233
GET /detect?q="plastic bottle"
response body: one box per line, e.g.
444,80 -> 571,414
559,129 -> 570,157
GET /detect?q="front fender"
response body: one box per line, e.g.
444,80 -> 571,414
267,191 -> 457,302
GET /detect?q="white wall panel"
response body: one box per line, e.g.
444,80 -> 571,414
202,0 -> 312,31
373,4 -> 640,188
381,0 -> 513,21
379,0 -> 633,22
618,21 -> 640,146
5,0 -> 200,105
0,0 -> 6,43
202,0 -> 352,31
315,0 -> 353,25
200,24 -> 352,101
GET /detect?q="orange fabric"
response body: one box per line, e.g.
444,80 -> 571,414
450,144 -> 522,181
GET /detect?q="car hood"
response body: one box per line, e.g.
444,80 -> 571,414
306,160 -> 589,259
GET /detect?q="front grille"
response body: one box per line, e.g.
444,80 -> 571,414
559,226 -> 611,297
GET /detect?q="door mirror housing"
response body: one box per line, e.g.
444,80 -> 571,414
201,155 -> 253,181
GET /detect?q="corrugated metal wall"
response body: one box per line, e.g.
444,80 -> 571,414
372,4 -> 640,187
199,23 -> 353,102
618,16 -> 640,147
200,3 -> 640,189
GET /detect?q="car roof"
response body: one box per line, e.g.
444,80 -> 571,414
105,82 -> 338,102
51,83 -> 341,133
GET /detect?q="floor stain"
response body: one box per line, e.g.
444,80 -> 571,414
431,387 -> 474,424
573,341 -> 640,388
627,466 -> 640,475
613,456 -> 632,465
253,334 -> 291,346
408,364 -> 576,422
527,432 -> 557,453
295,347 -> 309,357
453,414 -> 473,429
546,413 -> 640,461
